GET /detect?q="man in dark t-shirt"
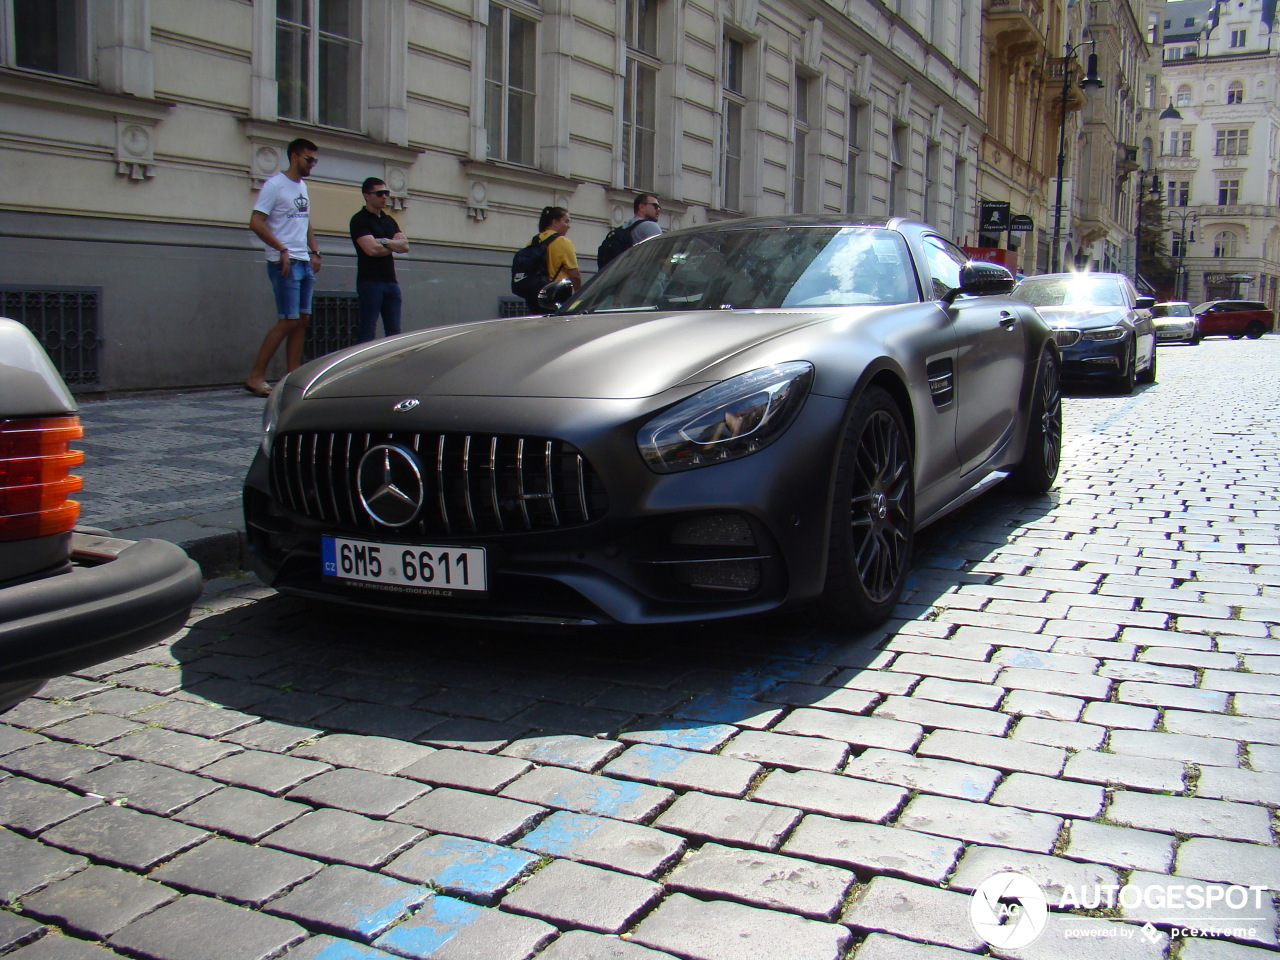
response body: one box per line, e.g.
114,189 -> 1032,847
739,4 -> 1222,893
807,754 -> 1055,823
349,177 -> 409,343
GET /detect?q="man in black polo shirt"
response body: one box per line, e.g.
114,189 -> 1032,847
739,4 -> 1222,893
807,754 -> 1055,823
349,177 -> 409,343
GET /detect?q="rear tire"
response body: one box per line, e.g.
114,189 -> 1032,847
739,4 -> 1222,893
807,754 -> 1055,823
1008,349 -> 1062,494
1246,321 -> 1266,339
818,387 -> 913,628
1136,341 -> 1157,384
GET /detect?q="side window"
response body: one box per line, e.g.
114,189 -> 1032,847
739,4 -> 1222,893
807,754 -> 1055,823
920,235 -> 967,300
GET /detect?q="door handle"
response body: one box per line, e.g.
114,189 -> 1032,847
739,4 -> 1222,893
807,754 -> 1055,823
999,313 -> 1018,329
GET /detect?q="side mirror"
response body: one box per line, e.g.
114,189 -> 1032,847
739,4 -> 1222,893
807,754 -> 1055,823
945,261 -> 1015,303
537,277 -> 575,312
1136,296 -> 1156,309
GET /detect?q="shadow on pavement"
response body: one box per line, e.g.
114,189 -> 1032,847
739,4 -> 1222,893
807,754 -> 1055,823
164,483 -> 1058,749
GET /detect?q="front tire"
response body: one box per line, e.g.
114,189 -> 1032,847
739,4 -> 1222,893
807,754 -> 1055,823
1114,339 -> 1136,394
1136,341 -> 1157,384
818,387 -> 913,628
1009,349 -> 1062,494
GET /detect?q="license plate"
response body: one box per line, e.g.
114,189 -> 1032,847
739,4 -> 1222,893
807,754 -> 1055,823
322,536 -> 487,595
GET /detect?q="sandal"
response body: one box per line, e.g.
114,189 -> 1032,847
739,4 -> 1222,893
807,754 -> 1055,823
243,382 -> 272,398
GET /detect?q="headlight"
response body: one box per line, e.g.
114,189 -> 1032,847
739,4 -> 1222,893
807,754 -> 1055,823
260,380 -> 285,454
638,362 -> 814,473
1079,326 -> 1127,342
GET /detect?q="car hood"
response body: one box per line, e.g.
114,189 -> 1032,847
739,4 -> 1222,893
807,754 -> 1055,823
1035,305 -> 1130,329
290,310 -> 840,400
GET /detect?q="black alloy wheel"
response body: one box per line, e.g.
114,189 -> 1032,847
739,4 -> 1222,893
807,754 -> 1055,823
1246,321 -> 1266,339
819,386 -> 914,627
1009,349 -> 1062,494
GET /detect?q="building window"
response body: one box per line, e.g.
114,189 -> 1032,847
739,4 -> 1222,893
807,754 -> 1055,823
623,0 -> 658,189
1218,179 -> 1240,205
1215,128 -> 1249,156
889,124 -> 906,214
1229,29 -> 1246,48
1171,231 -> 1189,258
9,0 -> 87,78
1175,86 -> 1192,108
846,100 -> 865,213
722,36 -> 746,211
485,4 -> 536,165
1167,180 -> 1190,207
1164,130 -> 1192,157
953,156 -> 968,243
1226,81 -> 1244,105
277,0 -> 362,131
923,143 -> 939,223
1213,231 -> 1238,257
1144,76 -> 1156,109
791,72 -> 811,213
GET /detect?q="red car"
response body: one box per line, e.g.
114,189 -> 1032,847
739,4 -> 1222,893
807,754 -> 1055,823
1191,300 -> 1274,341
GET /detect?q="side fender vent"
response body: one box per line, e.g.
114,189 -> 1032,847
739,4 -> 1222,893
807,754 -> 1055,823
926,358 -> 955,408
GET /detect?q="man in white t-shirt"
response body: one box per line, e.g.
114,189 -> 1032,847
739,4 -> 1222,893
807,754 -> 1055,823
244,138 -> 321,397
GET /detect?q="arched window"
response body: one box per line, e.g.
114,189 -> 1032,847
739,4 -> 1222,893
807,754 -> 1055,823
1213,231 -> 1238,258
1226,81 -> 1244,104
1175,85 -> 1192,107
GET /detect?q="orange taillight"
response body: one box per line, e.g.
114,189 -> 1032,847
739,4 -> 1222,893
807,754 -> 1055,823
0,416 -> 84,541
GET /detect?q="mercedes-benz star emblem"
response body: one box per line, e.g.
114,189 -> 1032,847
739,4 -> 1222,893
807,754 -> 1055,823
393,398 -> 420,412
357,444 -> 425,527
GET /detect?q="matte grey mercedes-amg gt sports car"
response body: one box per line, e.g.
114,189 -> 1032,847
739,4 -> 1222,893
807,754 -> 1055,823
243,216 -> 1062,629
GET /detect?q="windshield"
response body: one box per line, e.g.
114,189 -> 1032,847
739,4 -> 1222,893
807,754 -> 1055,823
564,226 -> 919,314
1153,303 -> 1192,317
1012,276 -> 1128,308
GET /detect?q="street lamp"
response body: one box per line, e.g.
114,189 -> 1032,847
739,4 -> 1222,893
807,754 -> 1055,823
1051,39 -> 1104,273
1133,171 -> 1161,287
1168,207 -> 1198,301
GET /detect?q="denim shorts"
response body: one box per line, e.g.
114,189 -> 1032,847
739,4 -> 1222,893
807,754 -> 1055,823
266,259 -> 316,320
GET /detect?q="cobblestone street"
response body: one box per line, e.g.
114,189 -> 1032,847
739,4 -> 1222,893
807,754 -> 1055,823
2,338 -> 1279,960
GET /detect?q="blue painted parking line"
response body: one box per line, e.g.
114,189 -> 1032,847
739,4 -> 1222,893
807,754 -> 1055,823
548,773 -> 656,818
391,834 -> 538,900
622,720 -> 737,752
516,810 -> 603,858
308,939 -> 400,960
373,896 -> 484,958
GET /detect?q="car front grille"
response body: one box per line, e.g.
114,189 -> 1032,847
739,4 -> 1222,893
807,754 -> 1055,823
1052,329 -> 1081,347
270,431 -> 607,535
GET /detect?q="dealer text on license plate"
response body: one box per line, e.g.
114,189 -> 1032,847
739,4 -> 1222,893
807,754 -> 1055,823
322,536 -> 487,594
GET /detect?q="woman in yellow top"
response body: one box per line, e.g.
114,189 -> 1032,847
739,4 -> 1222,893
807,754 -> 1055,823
537,206 -> 582,292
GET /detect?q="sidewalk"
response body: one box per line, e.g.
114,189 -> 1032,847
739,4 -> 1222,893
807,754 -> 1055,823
74,387 -> 268,576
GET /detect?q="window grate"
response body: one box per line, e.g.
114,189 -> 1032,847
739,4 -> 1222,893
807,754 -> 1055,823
304,293 -> 361,362
498,297 -> 531,318
0,287 -> 102,388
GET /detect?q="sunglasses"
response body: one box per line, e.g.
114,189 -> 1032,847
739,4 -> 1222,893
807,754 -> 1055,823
369,190 -> 391,197
301,156 -> 319,165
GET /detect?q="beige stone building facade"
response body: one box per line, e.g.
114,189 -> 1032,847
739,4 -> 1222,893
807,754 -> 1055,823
975,0 -> 1158,278
1156,0 -> 1280,309
0,0 -> 983,391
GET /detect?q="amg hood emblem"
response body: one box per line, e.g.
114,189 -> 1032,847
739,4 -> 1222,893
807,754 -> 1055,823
393,398 -> 420,412
357,444 -> 425,527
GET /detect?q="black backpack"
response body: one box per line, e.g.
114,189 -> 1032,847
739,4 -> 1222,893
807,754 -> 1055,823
511,233 -> 558,302
596,218 -> 641,270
